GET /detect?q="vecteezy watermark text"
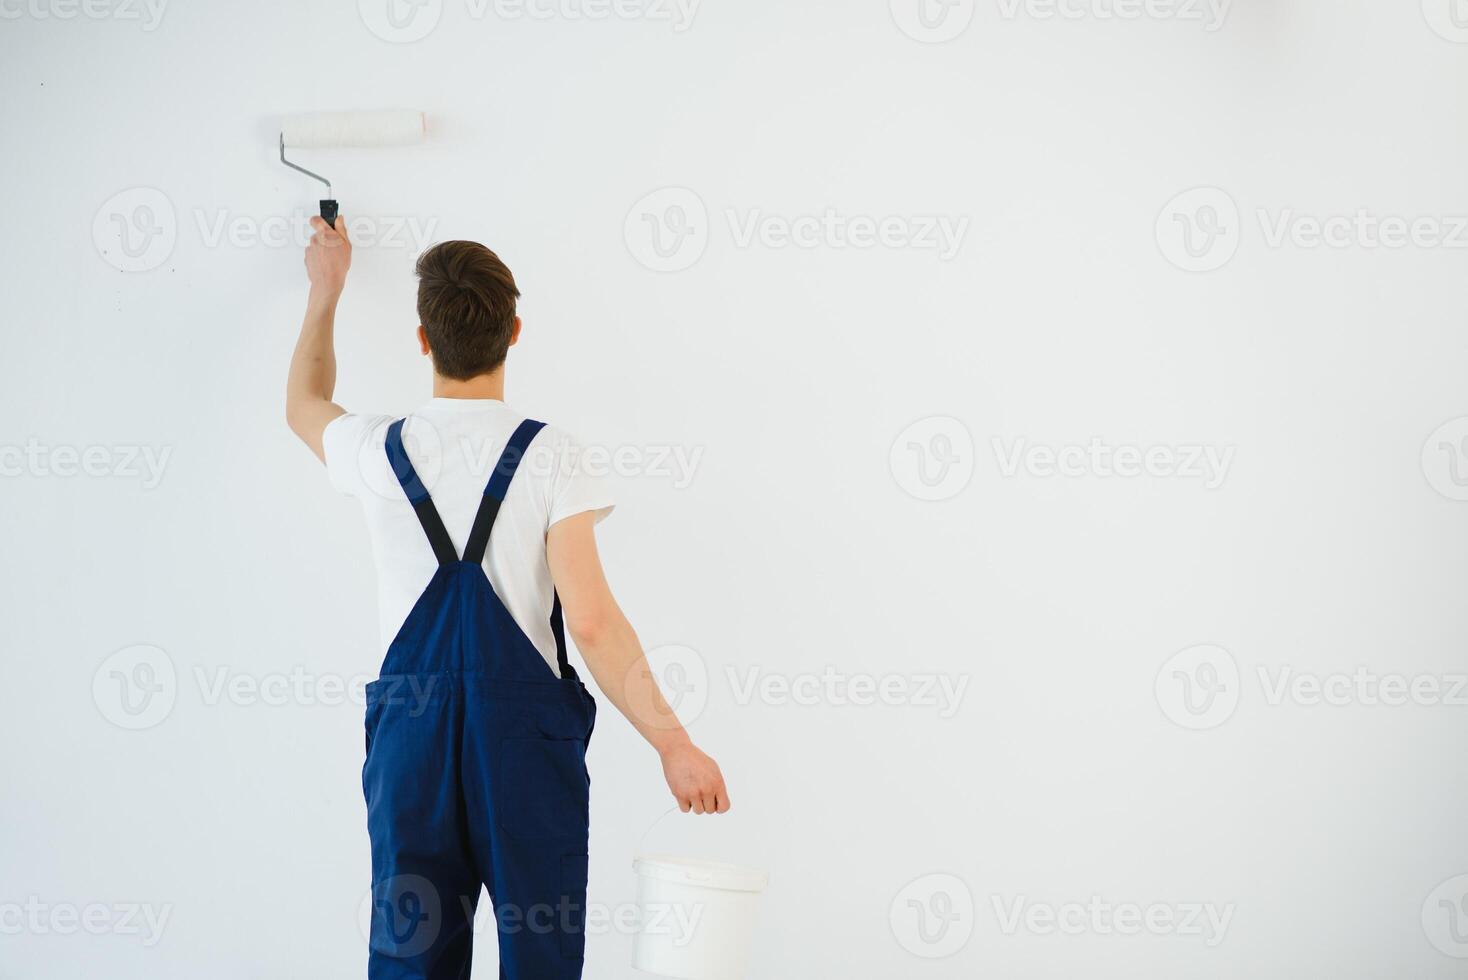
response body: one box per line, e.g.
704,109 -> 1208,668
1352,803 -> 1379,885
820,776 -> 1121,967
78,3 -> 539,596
1256,666 -> 1468,708
1156,644 -> 1468,731
92,645 -> 445,731
457,435 -> 705,490
625,188 -> 970,272
0,898 -> 173,947
724,209 -> 968,260
889,418 -> 1236,500
359,875 -> 706,957
0,0 -> 167,29
726,666 -> 969,718
0,440 -> 172,488
1158,186 -> 1468,272
994,0 -> 1230,30
93,188 -> 439,273
357,0 -> 699,44
992,437 -> 1234,488
991,895 -> 1235,946
193,209 -> 439,251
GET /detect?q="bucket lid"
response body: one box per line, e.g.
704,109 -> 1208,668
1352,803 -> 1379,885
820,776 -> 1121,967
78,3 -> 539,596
633,853 -> 769,893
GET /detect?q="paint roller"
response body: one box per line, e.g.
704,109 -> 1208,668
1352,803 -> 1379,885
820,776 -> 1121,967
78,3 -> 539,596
278,109 -> 426,228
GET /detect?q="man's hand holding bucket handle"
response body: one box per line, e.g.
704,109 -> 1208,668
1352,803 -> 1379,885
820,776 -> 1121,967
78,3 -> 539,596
658,740 -> 730,815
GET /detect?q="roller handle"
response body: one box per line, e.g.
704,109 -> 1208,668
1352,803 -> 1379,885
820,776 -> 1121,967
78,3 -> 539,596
320,199 -> 339,228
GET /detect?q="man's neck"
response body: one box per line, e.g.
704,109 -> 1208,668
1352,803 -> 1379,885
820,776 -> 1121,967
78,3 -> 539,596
432,370 -> 505,401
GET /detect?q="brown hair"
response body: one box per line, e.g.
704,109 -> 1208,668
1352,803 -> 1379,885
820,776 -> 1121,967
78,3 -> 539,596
415,241 -> 520,380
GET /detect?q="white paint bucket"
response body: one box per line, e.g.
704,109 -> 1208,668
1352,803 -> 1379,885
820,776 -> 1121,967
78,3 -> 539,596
631,853 -> 769,979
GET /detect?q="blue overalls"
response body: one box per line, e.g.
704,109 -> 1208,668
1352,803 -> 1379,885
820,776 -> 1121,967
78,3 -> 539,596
362,417 -> 596,979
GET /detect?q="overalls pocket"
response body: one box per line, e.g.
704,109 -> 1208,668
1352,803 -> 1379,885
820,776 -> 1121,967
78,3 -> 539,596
497,737 -> 590,841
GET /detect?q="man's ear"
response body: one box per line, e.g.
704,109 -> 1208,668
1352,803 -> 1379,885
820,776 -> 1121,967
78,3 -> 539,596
417,325 -> 430,356
508,316 -> 522,348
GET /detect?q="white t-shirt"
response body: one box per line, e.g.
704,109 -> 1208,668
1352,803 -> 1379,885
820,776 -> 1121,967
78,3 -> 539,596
322,398 -> 614,676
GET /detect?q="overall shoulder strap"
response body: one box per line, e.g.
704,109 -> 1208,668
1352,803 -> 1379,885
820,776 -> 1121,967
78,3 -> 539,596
385,418 -> 458,565
465,419 -> 574,678
462,418 -> 546,565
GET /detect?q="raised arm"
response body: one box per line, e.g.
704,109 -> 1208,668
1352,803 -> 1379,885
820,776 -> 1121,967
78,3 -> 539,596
547,511 -> 731,814
286,216 -> 351,461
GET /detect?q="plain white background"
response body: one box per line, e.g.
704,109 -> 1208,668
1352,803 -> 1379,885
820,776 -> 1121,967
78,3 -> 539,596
4,0 -> 1468,976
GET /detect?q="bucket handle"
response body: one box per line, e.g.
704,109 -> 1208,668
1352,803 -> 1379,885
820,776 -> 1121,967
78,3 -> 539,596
636,805 -> 683,856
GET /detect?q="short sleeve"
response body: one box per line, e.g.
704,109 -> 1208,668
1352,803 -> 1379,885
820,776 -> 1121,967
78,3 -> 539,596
323,412 -> 392,497
543,428 -> 616,529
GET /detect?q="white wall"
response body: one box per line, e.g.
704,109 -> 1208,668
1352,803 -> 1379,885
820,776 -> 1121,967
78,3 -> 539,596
4,0 -> 1468,976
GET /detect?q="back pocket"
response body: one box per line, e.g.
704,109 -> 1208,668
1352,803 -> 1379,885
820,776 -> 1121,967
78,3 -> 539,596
498,738 -> 590,841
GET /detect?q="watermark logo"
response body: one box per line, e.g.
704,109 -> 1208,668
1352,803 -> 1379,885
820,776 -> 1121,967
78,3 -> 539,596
1161,188 -> 1468,270
358,887 -> 702,947
1155,644 -> 1239,730
1422,416 -> 1468,501
625,187 -> 709,273
992,895 -> 1234,946
992,437 -> 1234,488
360,875 -> 443,958
1156,186 -> 1239,272
476,0 -> 700,29
458,433 -> 705,490
92,644 -> 177,730
359,0 -> 443,41
0,898 -> 173,946
626,644 -> 710,729
1423,874 -> 1468,957
891,873 -> 975,958
95,191 -> 434,270
1256,210 -> 1468,250
93,188 -> 176,272
0,0 -> 168,29
994,0 -> 1231,31
360,0 -> 698,37
725,209 -> 968,259
194,209 -> 438,251
890,416 -> 975,502
893,420 -> 1233,498
359,416 -> 445,502
1161,648 -> 1468,725
195,666 -> 391,710
890,0 -> 975,43
725,667 -> 970,718
358,422 -> 704,503
0,440 -> 172,488
96,657 -> 438,718
1256,666 -> 1468,708
1422,0 -> 1468,42
626,188 -> 970,271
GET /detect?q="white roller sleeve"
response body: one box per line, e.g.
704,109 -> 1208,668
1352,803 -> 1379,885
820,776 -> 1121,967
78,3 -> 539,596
280,110 -> 425,148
